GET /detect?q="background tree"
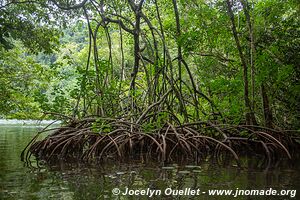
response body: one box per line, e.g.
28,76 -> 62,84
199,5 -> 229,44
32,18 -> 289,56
0,0 -> 299,130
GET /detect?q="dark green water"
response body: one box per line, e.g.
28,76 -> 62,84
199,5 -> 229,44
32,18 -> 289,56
0,125 -> 299,200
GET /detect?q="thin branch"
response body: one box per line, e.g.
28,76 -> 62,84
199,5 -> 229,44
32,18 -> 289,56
136,89 -> 172,124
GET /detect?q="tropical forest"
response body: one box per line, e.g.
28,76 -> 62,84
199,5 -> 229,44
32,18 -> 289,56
0,0 -> 299,199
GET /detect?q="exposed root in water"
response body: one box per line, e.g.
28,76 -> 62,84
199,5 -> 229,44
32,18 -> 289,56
21,116 -> 299,167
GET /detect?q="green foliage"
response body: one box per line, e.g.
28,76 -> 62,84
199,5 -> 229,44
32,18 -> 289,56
0,43 -> 47,119
141,112 -> 169,132
0,0 -> 298,130
91,118 -> 112,133
0,1 -> 61,53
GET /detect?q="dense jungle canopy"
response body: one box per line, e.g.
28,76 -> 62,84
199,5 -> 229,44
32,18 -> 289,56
1,0 -> 299,129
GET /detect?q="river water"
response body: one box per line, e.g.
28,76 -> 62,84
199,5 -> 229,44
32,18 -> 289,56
0,123 -> 299,199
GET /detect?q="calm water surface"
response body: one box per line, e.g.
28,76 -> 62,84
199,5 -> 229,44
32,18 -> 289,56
0,124 -> 299,200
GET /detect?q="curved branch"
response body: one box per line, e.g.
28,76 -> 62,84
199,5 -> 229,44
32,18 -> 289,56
103,17 -> 134,34
136,89 -> 172,124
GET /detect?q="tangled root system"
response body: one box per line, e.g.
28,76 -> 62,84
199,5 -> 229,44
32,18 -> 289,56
21,116 -> 299,167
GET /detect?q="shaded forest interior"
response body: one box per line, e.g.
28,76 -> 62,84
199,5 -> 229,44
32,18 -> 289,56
0,0 -> 299,164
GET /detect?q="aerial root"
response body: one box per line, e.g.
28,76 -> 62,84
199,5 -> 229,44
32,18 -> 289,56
22,117 -> 299,166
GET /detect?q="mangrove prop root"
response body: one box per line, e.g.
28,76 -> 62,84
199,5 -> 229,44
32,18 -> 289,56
22,118 -> 299,165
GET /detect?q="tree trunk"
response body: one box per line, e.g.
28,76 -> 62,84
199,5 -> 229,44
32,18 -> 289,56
172,0 -> 182,93
226,0 -> 255,125
241,0 -> 257,125
128,0 -> 145,117
130,12 -> 141,92
261,84 -> 273,128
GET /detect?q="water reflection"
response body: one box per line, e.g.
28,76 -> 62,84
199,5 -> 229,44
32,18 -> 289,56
0,119 -> 60,126
0,125 -> 299,200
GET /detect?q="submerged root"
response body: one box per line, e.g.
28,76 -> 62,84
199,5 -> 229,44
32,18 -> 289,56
22,117 -> 299,166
